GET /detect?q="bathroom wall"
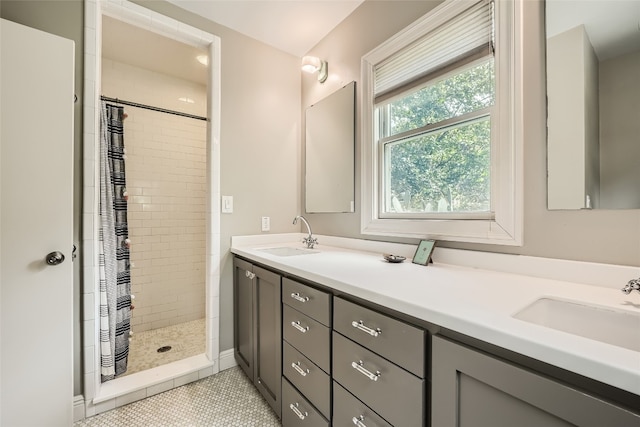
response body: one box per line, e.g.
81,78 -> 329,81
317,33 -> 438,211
102,59 -> 207,332
8,0 -> 638,403
302,0 -> 640,267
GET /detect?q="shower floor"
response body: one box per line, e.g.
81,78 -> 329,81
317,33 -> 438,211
120,318 -> 206,377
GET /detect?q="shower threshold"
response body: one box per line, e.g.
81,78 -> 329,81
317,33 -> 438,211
94,353 -> 215,404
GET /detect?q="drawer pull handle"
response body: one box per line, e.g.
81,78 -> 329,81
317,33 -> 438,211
352,415 -> 368,427
351,360 -> 380,382
292,361 -> 309,377
289,403 -> 308,420
291,321 -> 309,333
291,292 -> 309,303
351,320 -> 381,337
245,270 -> 256,280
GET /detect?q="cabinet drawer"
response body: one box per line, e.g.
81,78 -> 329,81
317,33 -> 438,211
333,381 -> 392,427
283,278 -> 331,326
334,297 -> 425,377
282,378 -> 329,427
283,305 -> 330,373
283,342 -> 330,418
333,332 -> 425,427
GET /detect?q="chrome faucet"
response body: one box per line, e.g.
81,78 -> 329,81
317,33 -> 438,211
622,277 -> 640,295
293,215 -> 317,249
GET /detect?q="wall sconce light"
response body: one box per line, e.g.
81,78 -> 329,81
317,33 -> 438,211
301,56 -> 328,83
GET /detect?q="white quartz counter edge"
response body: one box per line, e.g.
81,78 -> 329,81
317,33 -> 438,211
231,237 -> 640,396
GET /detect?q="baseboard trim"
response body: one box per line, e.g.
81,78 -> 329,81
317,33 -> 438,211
74,395 -> 86,422
219,349 -> 237,371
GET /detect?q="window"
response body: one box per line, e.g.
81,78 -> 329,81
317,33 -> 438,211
380,59 -> 494,217
361,0 -> 523,245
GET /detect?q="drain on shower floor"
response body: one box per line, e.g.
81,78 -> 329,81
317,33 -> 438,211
157,345 -> 172,353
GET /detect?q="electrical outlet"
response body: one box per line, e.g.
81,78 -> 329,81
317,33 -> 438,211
261,216 -> 270,232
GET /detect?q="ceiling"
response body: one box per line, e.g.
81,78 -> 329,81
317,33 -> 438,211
546,0 -> 640,61
103,1 -> 640,85
102,1 -> 364,85
165,0 -> 364,57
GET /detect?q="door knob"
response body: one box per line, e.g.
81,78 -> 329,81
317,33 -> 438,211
45,251 -> 65,266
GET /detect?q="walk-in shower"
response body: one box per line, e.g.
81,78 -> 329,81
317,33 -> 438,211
100,16 -> 208,378
81,1 -> 221,414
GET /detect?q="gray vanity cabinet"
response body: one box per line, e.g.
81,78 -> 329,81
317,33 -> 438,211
431,336 -> 640,427
281,278 -> 332,426
233,254 -> 639,427
232,257 -> 282,418
233,258 -> 254,379
332,297 -> 427,426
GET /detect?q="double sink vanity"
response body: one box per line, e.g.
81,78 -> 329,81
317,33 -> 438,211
231,233 -> 640,426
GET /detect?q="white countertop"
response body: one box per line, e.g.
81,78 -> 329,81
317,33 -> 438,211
231,234 -> 640,396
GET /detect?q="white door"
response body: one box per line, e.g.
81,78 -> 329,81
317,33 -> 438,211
1,19 -> 74,426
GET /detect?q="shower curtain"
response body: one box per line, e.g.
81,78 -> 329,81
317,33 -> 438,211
99,102 -> 132,381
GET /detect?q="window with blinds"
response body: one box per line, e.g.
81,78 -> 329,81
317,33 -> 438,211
374,0 -> 494,101
360,0 -> 523,245
375,0 -> 495,217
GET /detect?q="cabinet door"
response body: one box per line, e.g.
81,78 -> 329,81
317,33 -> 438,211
333,332 -> 425,426
282,378 -> 329,427
254,265 -> 282,418
233,258 -> 254,380
432,336 -> 640,427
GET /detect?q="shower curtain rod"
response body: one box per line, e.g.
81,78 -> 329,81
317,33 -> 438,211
100,96 -> 207,121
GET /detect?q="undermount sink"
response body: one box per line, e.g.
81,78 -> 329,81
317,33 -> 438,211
257,247 -> 319,257
513,297 -> 640,352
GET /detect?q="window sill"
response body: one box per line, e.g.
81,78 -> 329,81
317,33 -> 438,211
361,216 -> 522,246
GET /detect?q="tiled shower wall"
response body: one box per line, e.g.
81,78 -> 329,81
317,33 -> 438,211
102,59 -> 207,332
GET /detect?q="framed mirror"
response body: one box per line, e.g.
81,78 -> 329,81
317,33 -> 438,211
305,81 -> 355,213
546,0 -> 640,210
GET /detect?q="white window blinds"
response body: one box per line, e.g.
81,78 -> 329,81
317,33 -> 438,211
374,0 -> 494,99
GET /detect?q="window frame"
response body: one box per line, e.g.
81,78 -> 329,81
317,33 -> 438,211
360,0 -> 523,245
377,55 -> 495,219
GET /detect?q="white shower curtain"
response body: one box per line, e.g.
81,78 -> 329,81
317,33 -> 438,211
99,101 -> 132,381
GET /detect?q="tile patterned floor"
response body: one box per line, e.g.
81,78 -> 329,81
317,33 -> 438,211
76,367 -> 281,426
121,319 -> 206,377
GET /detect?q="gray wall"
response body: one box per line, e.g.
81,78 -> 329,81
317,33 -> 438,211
302,0 -> 640,267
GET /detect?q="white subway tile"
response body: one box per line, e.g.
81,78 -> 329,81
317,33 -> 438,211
83,319 -> 95,349
83,344 -> 95,374
147,379 -> 175,397
85,27 -> 96,55
83,292 -> 95,321
198,366 -> 214,379
115,389 -> 147,408
174,371 -> 200,387
83,214 -> 94,241
94,398 -> 115,415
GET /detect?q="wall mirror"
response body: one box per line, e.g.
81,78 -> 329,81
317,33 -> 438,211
305,81 -> 355,213
546,0 -> 640,210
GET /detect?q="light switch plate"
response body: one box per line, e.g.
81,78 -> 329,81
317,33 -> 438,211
261,216 -> 270,232
221,195 -> 233,213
